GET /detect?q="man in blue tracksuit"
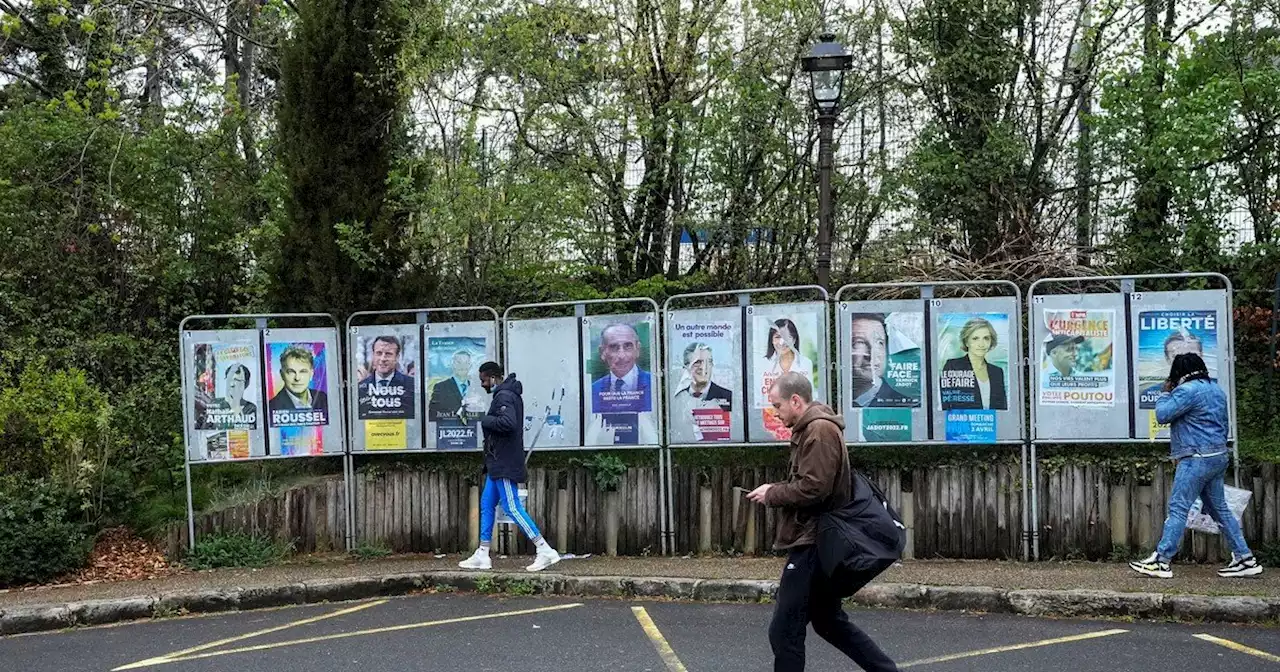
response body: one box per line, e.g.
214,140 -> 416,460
458,362 -> 561,572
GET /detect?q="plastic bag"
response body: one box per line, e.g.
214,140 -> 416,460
1185,485 -> 1252,535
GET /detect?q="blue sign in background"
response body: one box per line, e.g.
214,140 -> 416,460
945,410 -> 997,443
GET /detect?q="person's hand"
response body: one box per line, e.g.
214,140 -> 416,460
585,414 -> 616,447
746,484 -> 772,504
1161,379 -> 1175,393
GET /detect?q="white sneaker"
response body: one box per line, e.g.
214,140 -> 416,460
526,547 -> 561,572
1219,554 -> 1263,578
458,549 -> 491,570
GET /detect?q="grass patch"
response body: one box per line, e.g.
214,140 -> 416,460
185,533 -> 291,570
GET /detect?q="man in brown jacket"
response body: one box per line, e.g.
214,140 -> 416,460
747,372 -> 898,672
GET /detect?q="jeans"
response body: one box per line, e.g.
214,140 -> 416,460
768,546 -> 898,672
479,476 -> 540,544
1156,453 -> 1251,562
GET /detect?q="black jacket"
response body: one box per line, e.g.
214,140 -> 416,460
940,356 -> 1008,410
816,463 -> 905,597
480,374 -> 526,482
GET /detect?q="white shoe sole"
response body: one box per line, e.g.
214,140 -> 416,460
526,556 -> 561,572
1219,566 -> 1263,578
458,559 -> 492,570
1130,562 -> 1172,579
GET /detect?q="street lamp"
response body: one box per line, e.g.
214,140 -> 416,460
802,32 -> 852,288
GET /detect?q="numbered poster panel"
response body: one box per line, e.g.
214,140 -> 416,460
665,306 -> 744,445
423,321 -> 497,451
507,316 -> 583,449
347,324 -> 423,452
932,297 -> 1023,443
581,312 -> 662,447
1031,293 -> 1130,441
182,329 -> 268,462
263,327 -> 346,456
838,300 -> 926,444
1130,289 -> 1234,441
746,302 -> 829,442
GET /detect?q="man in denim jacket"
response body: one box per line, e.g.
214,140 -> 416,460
1130,353 -> 1262,578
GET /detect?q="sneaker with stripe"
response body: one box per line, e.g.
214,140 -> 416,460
1219,554 -> 1263,578
1129,552 -> 1172,579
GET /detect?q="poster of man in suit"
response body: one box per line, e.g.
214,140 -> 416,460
355,333 -> 417,420
426,336 -> 488,449
667,318 -> 737,443
584,315 -> 659,446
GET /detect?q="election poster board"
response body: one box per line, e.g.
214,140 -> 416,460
665,306 -> 744,445
1031,293 -> 1130,441
746,302 -> 829,442
507,316 -> 582,449
581,312 -> 661,447
838,300 -> 926,444
262,328 -> 346,456
423,321 -> 497,451
1130,289 -> 1233,441
182,329 -> 267,462
931,297 -> 1023,443
347,324 -> 423,452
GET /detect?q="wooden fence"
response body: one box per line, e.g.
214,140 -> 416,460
168,462 -> 1280,562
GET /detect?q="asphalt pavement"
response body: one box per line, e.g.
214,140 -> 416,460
2,592 -> 1278,672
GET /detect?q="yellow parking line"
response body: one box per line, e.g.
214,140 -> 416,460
1194,633 -> 1280,663
112,599 -> 387,670
114,602 -> 583,669
631,606 -> 688,672
899,628 -> 1130,668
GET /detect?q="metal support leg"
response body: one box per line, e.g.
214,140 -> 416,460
1021,442 -> 1030,562
657,448 -> 668,556
184,459 -> 197,553
1031,442 -> 1041,561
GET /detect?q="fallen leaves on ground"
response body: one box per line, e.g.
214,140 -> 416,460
57,527 -> 186,586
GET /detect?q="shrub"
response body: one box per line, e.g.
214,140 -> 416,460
185,533 -> 290,570
0,478 -> 91,586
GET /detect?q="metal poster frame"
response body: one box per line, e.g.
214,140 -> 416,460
834,280 -> 1029,560
661,285 -> 830,556
1027,272 -> 1239,561
178,313 -> 347,551
502,297 -> 668,552
344,306 -> 501,550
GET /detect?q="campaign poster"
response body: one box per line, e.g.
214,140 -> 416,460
667,309 -> 739,443
1136,310 -> 1219,409
1038,309 -> 1116,407
354,330 -> 418,421
426,335 -> 488,450
184,330 -> 265,462
265,338 -> 332,455
859,408 -> 912,443
750,304 -> 825,441
583,313 -> 660,446
945,410 -> 997,443
193,342 -> 261,432
508,317 -> 582,449
936,313 -> 1011,411
848,311 -> 922,409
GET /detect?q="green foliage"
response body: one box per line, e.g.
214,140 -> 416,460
185,533 -> 292,570
0,478 -> 91,587
1254,540 -> 1280,568
572,453 -> 629,491
350,541 -> 393,560
275,0 -> 420,314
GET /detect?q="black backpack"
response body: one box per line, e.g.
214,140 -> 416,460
816,467 -> 906,596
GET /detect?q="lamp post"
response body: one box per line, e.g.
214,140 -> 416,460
802,32 -> 853,289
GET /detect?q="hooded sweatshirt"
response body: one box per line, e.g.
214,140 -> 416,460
480,374 -> 527,482
761,403 -> 851,549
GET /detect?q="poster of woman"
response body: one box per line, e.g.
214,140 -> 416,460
937,313 -> 1010,411
749,304 -> 824,440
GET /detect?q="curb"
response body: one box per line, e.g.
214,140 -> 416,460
2,571 -> 1277,636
